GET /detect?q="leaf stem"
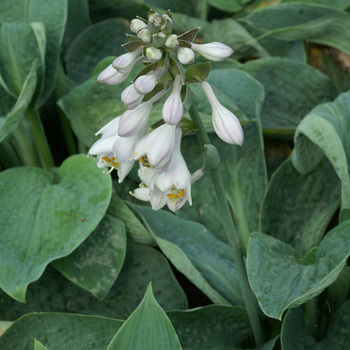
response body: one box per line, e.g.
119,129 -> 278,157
188,103 -> 264,346
304,296 -> 319,339
27,107 -> 55,169
58,109 -> 77,156
197,0 -> 208,21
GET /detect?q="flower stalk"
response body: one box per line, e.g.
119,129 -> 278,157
188,103 -> 264,347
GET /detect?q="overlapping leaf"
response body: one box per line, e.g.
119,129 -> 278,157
0,155 -> 111,302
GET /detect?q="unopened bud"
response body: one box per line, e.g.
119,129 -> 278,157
137,28 -> 152,43
152,32 -> 167,47
145,47 -> 163,61
191,42 -> 233,62
177,47 -> 194,65
161,15 -> 172,34
165,34 -> 178,49
130,19 -> 147,33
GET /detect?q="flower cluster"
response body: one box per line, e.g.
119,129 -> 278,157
88,9 -> 244,212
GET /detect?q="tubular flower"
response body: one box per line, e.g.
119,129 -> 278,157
97,64 -> 129,85
134,68 -> 162,94
162,74 -> 183,125
112,46 -> 143,74
121,84 -> 144,110
190,42 -> 233,62
201,81 -> 244,146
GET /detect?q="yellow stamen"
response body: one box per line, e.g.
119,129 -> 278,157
140,156 -> 150,167
167,188 -> 185,201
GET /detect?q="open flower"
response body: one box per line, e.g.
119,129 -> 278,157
201,81 -> 244,146
190,42 -> 233,62
162,74 -> 183,125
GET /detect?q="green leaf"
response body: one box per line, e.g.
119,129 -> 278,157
260,157 -> 340,255
131,204 -> 243,306
64,18 -> 129,83
185,62 -> 211,84
0,241 -> 187,320
281,0 -> 350,10
207,0 -> 242,12
242,57 -> 336,136
0,154 -> 112,302
168,305 -> 251,349
327,266 -> 350,311
0,313 -> 123,350
0,321 -> 12,336
107,284 -> 182,350
53,214 -> 126,300
291,90 -> 350,222
247,220 -> 350,320
281,300 -> 350,349
0,61 -> 37,143
34,339 -> 48,350
0,0 -> 67,106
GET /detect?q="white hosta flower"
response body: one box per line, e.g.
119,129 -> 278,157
134,68 -> 162,94
118,89 -> 166,137
97,64 -> 129,85
177,47 -> 194,65
112,46 -> 143,74
88,117 -> 146,182
162,74 -> 183,124
134,123 -> 177,167
130,18 -> 148,33
165,34 -> 178,49
201,81 -> 244,146
190,42 -> 233,62
121,84 -> 144,109
145,47 -> 163,61
137,28 -> 152,43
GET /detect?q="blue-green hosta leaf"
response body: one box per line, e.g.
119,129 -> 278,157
34,339 -> 48,350
281,300 -> 350,349
247,220 -> 350,320
242,4 -> 350,56
0,313 -> 123,350
0,61 -> 37,143
107,284 -> 182,350
242,57 -> 336,135
0,155 -> 112,302
281,0 -> 350,9
292,90 -> 350,222
131,204 -> 243,306
0,0 -> 67,106
260,157 -> 340,255
327,266 -> 350,311
53,214 -> 126,300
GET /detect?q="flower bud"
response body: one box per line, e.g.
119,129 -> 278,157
112,46 -> 143,74
130,19 -> 148,33
177,47 -> 195,65
161,14 -> 172,34
97,64 -> 129,85
152,32 -> 167,47
137,28 -> 152,43
121,84 -> 144,110
165,34 -> 178,49
162,74 -> 183,125
134,68 -> 162,94
145,47 -> 163,61
190,42 -> 233,62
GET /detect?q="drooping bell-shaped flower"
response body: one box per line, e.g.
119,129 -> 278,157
134,123 -> 178,167
112,46 -> 143,74
190,42 -> 233,62
121,84 -> 144,110
97,64 -> 129,85
162,74 -> 183,125
201,81 -> 244,146
177,47 -> 194,65
134,68 -> 162,94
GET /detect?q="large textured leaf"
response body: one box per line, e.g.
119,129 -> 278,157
0,0 -> 67,105
53,214 -> 126,300
242,57 -> 336,135
292,90 -> 350,222
281,300 -> 350,349
131,204 -> 243,306
0,313 -> 123,350
247,220 -> 350,320
168,305 -> 251,349
64,18 -> 129,83
260,157 -> 340,255
281,0 -> 350,9
34,340 -> 48,350
0,155 -> 112,302
0,241 -> 187,320
107,284 -> 182,350
0,62 -> 37,143
242,4 -> 350,56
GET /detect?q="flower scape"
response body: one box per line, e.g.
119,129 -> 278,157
88,9 -> 244,212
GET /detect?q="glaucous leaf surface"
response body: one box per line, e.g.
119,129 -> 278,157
0,313 -> 123,350
281,300 -> 350,349
242,57 -> 336,135
0,0 -> 67,105
64,18 -> 130,83
107,284 -> 182,350
327,267 -> 350,311
247,220 -> 350,320
131,204 -> 243,306
280,0 -> 350,8
0,241 -> 187,320
260,157 -> 340,255
53,214 -> 126,300
292,90 -> 350,222
0,155 -> 112,302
